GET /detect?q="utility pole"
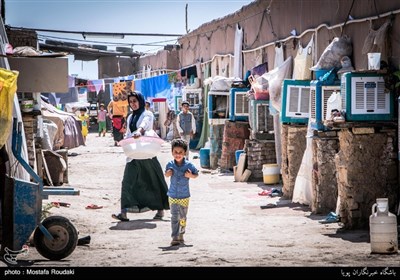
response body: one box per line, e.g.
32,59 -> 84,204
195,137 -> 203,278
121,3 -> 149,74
1,0 -> 5,23
185,3 -> 190,34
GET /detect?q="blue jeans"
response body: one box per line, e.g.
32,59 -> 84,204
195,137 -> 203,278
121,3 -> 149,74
170,199 -> 189,238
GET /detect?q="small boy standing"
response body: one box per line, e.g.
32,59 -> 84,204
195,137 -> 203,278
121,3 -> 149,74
176,101 -> 196,158
165,139 -> 199,246
97,103 -> 108,137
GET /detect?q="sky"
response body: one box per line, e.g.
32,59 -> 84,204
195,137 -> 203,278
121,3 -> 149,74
5,0 -> 254,79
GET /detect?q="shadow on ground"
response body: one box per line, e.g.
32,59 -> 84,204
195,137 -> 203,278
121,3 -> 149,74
109,219 -> 157,230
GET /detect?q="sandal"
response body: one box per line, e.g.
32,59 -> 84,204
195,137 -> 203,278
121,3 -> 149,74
153,214 -> 164,220
86,204 -> 103,209
112,213 -> 129,222
258,190 -> 272,196
318,213 -> 339,224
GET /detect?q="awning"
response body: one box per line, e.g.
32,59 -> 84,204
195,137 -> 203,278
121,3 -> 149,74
39,42 -> 141,61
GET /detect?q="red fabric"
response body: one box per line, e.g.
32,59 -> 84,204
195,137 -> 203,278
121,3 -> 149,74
112,116 -> 124,130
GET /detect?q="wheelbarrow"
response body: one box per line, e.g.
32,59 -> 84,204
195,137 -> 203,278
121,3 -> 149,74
1,119 -> 80,261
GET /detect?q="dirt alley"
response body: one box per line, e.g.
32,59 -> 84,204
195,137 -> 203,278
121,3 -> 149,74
8,131 -> 400,269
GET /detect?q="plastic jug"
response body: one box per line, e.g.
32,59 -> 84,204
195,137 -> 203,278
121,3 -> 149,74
369,198 -> 398,254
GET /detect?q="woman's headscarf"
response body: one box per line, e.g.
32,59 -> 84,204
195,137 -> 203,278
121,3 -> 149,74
128,91 -> 146,132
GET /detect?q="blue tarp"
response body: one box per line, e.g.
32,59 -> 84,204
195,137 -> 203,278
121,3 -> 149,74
134,74 -> 170,99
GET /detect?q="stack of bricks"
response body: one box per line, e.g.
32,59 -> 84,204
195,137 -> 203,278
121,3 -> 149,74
22,114 -> 38,169
244,139 -> 276,181
281,125 -> 307,199
6,29 -> 37,48
219,121 -> 250,172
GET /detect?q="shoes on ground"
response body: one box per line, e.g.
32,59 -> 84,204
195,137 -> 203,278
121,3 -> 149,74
153,210 -> 164,220
319,212 -> 339,224
112,213 -> 129,222
178,233 -> 185,244
170,237 -> 180,246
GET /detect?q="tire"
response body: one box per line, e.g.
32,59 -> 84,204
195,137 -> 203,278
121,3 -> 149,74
33,216 -> 78,260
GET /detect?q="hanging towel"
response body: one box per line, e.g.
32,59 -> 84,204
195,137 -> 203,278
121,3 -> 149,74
274,44 -> 284,68
234,24 -> 243,79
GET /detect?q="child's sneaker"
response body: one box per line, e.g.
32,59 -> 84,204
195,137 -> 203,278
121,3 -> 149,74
170,237 -> 180,246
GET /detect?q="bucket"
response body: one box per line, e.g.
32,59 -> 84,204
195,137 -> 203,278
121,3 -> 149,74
235,150 -> 244,165
367,52 -> 381,70
314,69 -> 329,80
21,100 -> 34,113
199,148 -> 210,168
262,163 -> 280,184
369,198 -> 398,254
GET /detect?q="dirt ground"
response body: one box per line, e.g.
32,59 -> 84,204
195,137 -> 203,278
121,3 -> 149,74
4,131 -> 400,270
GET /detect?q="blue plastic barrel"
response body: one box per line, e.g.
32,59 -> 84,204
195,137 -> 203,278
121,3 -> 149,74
199,148 -> 210,168
235,150 -> 244,165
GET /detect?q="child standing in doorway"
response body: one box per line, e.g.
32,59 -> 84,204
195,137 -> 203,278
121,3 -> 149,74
164,139 -> 199,246
97,103 -> 108,137
78,107 -> 89,144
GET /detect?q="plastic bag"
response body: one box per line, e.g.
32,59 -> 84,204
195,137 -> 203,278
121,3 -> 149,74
274,44 -> 284,68
292,122 -> 314,205
261,56 -> 293,113
310,36 -> 352,70
293,35 -> 314,80
0,68 -> 19,148
249,75 -> 269,100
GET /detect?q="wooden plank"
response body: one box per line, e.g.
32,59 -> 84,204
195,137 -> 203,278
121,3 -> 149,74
41,150 -> 53,186
36,149 -> 43,179
233,166 -> 238,182
239,169 -> 252,182
236,153 -> 246,182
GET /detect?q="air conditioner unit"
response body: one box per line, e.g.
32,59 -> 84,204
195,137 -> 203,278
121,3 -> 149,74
281,79 -> 311,124
152,97 -> 167,114
229,87 -> 250,121
248,99 -> 273,133
183,88 -> 202,107
174,95 -> 183,113
341,72 -> 393,121
208,90 -> 230,125
310,79 -> 340,130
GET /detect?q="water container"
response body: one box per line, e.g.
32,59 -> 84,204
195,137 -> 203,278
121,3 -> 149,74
262,163 -> 280,184
369,198 -> 398,254
235,150 -> 244,165
199,148 -> 210,169
21,99 -> 34,113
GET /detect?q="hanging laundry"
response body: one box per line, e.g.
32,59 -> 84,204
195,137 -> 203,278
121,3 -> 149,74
274,43 -> 284,68
0,68 -> 19,148
362,20 -> 391,54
